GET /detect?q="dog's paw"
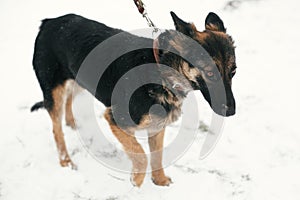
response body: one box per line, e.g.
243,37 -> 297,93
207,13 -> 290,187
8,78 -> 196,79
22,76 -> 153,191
66,119 -> 76,130
60,159 -> 78,170
130,172 -> 146,187
152,175 -> 173,186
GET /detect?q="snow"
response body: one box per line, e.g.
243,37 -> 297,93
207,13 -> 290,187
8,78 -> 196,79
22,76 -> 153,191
1,0 -> 300,199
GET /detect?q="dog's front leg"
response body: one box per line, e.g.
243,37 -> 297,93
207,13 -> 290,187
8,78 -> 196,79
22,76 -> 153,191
148,129 -> 172,186
104,109 -> 147,187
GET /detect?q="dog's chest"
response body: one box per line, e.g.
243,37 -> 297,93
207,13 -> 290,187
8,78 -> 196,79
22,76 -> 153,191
137,99 -> 183,133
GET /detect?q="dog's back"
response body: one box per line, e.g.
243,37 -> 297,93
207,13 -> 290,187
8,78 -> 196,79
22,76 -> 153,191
33,14 -> 123,107
33,14 -> 156,109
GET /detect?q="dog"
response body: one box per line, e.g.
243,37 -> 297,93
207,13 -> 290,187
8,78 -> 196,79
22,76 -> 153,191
31,11 -> 236,187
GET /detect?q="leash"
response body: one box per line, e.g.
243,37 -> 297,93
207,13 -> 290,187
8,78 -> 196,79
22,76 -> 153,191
133,0 -> 159,33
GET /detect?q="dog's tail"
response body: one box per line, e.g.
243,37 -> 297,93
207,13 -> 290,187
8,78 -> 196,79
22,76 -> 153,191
30,101 -> 44,112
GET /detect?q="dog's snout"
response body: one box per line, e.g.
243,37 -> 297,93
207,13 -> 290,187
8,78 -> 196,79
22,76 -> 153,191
221,104 -> 228,116
222,104 -> 229,110
218,104 -> 235,117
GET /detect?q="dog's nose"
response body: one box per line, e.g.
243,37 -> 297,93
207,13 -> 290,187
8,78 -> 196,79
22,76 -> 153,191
223,104 -> 236,116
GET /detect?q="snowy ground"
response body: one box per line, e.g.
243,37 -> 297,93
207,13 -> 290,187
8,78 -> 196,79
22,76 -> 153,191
1,0 -> 300,199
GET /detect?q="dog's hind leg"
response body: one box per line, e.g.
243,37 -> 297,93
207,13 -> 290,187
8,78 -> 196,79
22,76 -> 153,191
64,80 -> 77,129
64,80 -> 83,129
65,93 -> 76,129
104,108 -> 148,187
148,129 -> 172,186
48,83 -> 77,169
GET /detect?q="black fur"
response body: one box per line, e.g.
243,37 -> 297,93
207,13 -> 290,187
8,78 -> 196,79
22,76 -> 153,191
30,101 -> 44,112
32,12 -> 236,128
170,11 -> 195,36
32,14 -> 181,128
205,12 -> 226,32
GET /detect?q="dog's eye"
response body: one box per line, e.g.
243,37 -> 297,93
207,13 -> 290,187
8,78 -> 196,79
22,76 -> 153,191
206,71 -> 214,77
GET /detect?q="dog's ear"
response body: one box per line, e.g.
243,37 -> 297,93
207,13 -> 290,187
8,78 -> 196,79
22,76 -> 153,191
170,11 -> 197,36
205,12 -> 226,32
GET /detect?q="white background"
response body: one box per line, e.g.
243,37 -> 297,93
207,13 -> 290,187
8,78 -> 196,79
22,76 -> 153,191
0,0 -> 300,199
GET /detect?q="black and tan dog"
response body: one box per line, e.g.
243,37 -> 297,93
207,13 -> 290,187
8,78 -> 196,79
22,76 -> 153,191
31,11 -> 236,187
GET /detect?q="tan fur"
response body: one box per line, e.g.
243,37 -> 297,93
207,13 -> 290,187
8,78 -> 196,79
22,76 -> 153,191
64,80 -> 82,129
153,38 -> 160,63
123,87 -> 183,134
148,129 -> 172,186
181,62 -> 201,82
169,40 -> 183,52
48,83 -> 77,169
65,95 -> 75,129
104,108 -> 172,186
205,24 -> 221,32
195,31 -> 209,42
154,87 -> 182,125
47,80 -> 83,169
104,108 -> 148,187
160,88 -> 182,122
190,23 -> 197,32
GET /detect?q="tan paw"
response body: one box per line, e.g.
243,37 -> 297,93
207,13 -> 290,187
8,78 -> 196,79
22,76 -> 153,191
152,175 -> 173,186
66,118 -> 76,130
60,158 -> 77,170
130,172 -> 146,187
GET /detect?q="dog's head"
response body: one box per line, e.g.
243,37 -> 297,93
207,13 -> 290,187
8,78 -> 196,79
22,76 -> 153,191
154,12 -> 237,116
